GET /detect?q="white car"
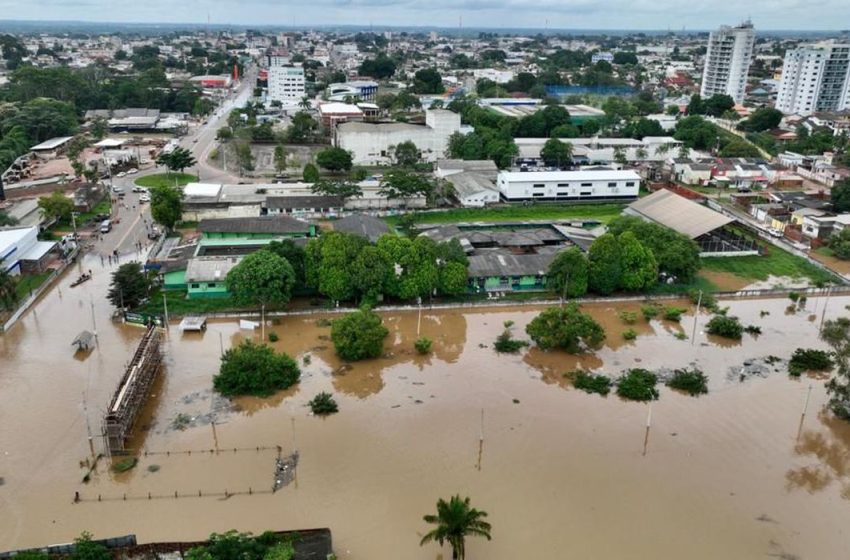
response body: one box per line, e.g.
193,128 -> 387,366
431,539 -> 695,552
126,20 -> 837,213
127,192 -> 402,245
139,193 -> 151,203
126,168 -> 138,175
132,186 -> 147,193
116,171 -> 127,178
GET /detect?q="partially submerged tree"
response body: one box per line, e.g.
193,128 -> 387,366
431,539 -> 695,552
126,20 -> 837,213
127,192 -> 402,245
525,304 -> 606,353
214,340 -> 300,397
420,495 -> 492,560
331,306 -> 389,361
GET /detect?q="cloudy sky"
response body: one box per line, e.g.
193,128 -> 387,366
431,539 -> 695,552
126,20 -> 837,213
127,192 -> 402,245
2,0 -> 848,30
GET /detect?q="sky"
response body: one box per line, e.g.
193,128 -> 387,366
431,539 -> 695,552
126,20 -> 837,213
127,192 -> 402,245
1,0 -> 849,30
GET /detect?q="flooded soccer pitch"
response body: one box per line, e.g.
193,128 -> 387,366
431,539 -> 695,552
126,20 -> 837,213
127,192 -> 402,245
1,255 -> 850,559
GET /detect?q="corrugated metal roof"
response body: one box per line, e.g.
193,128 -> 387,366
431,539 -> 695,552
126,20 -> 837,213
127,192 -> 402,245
199,216 -> 312,234
627,189 -> 732,239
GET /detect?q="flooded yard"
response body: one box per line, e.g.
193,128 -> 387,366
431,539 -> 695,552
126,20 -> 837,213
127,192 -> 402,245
2,253 -> 850,559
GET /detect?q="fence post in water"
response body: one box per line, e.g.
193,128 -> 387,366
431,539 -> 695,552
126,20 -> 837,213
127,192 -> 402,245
642,402 -> 653,457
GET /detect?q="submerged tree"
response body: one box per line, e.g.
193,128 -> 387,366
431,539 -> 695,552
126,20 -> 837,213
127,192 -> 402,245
526,304 -> 606,353
420,495 -> 492,560
107,262 -> 149,309
821,317 -> 850,418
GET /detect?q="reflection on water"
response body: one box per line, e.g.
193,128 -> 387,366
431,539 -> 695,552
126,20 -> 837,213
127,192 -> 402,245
4,263 -> 850,559
787,411 -> 850,497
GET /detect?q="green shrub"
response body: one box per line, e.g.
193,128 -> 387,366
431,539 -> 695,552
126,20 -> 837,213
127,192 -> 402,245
414,337 -> 433,354
674,331 -> 688,340
744,325 -> 762,335
616,369 -> 659,401
331,307 -> 389,361
689,289 -> 718,312
706,315 -> 743,340
268,331 -> 279,342
663,306 -> 686,322
788,348 -> 833,376
308,392 -> 339,415
667,368 -> 709,396
214,340 -> 301,397
641,303 -> 661,320
622,328 -> 637,340
619,310 -> 638,324
494,330 -> 528,353
526,304 -> 605,353
788,291 -> 800,302
573,371 -> 612,395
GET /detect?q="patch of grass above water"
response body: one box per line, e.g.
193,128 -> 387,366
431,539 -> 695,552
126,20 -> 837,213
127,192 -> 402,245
385,203 -> 626,227
700,246 -> 834,285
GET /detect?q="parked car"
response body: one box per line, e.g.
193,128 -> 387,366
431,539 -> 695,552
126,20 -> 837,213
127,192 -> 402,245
126,168 -> 138,175
147,227 -> 161,240
132,186 -> 147,193
116,171 -> 127,178
100,220 -> 112,233
111,185 -> 124,194
139,193 -> 151,203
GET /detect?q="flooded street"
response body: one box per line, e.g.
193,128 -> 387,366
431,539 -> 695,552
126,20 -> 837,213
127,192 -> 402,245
2,253 -> 850,559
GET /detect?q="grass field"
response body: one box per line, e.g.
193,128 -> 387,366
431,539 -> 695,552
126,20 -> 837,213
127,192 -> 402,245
385,204 -> 627,226
15,272 -> 51,301
700,246 -> 835,285
135,173 -> 198,189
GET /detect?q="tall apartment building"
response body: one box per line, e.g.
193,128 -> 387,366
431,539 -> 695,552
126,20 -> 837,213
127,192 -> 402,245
775,43 -> 850,116
700,21 -> 755,104
267,65 -> 305,103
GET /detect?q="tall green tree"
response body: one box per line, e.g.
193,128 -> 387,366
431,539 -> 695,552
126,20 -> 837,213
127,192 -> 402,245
379,170 -> 434,204
70,532 -> 111,560
588,233 -> 622,295
0,269 -> 18,310
606,216 -> 700,282
226,250 -> 296,307
316,232 -> 368,302
617,231 -> 658,291
266,240 -> 307,289
820,317 -> 850,419
273,144 -> 287,174
310,179 -> 362,202
107,262 -> 149,309
37,190 -> 74,223
394,140 -> 420,166
149,184 -> 183,231
420,495 -> 492,560
525,304 -> 606,353
302,162 -> 320,182
539,138 -> 573,167
315,147 -> 353,173
547,247 -> 589,298
351,245 -> 390,302
831,179 -> 850,213
411,68 -> 445,94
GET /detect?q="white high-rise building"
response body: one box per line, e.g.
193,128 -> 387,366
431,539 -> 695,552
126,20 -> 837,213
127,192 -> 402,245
267,65 -> 305,103
775,43 -> 850,116
700,21 -> 755,104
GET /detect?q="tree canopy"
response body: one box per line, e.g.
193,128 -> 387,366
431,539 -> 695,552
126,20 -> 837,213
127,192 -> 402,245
149,184 -> 184,230
525,304 -> 606,353
214,340 -> 300,397
315,147 -> 353,173
107,262 -> 149,309
225,250 -> 296,307
420,495 -> 492,560
331,307 -> 389,361
547,247 -> 589,298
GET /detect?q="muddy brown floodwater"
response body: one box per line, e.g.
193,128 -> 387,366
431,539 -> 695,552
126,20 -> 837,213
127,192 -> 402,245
2,253 -> 850,559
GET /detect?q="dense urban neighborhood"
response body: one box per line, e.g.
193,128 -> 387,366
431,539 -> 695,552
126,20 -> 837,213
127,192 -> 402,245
2,14 -> 850,560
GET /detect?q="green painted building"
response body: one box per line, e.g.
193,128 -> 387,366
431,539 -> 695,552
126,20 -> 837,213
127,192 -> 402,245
163,216 -> 317,299
467,251 -> 553,293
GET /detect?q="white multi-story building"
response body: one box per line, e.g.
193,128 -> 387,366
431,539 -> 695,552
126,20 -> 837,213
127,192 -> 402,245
267,65 -> 305,103
775,43 -> 850,116
700,21 -> 755,104
496,170 -> 641,202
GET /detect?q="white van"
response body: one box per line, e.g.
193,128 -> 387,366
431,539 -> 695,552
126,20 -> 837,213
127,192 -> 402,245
100,220 -> 112,233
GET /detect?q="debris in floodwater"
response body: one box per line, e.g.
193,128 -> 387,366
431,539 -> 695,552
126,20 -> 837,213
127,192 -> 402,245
272,450 -> 299,492
727,356 -> 788,383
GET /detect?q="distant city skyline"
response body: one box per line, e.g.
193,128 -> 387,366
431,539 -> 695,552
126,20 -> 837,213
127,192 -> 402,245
2,1 -> 850,32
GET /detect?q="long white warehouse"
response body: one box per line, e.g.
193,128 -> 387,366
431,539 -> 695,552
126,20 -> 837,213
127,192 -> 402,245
496,169 -> 642,202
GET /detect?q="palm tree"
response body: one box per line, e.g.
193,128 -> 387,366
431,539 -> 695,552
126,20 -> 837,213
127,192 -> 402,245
299,96 -> 311,110
420,495 -> 492,560
635,146 -> 649,160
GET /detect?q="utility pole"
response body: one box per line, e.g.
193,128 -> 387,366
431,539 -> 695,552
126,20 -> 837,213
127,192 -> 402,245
261,304 -> 266,340
90,295 -> 98,337
691,290 -> 702,345
162,292 -> 169,329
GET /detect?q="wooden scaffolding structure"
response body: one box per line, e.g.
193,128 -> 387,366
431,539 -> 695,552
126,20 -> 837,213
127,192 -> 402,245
103,325 -> 163,455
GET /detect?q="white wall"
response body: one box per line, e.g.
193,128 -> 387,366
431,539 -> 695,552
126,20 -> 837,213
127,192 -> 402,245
496,174 -> 640,201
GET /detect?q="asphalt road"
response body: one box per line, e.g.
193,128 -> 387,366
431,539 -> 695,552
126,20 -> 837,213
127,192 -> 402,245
90,185 -> 154,261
